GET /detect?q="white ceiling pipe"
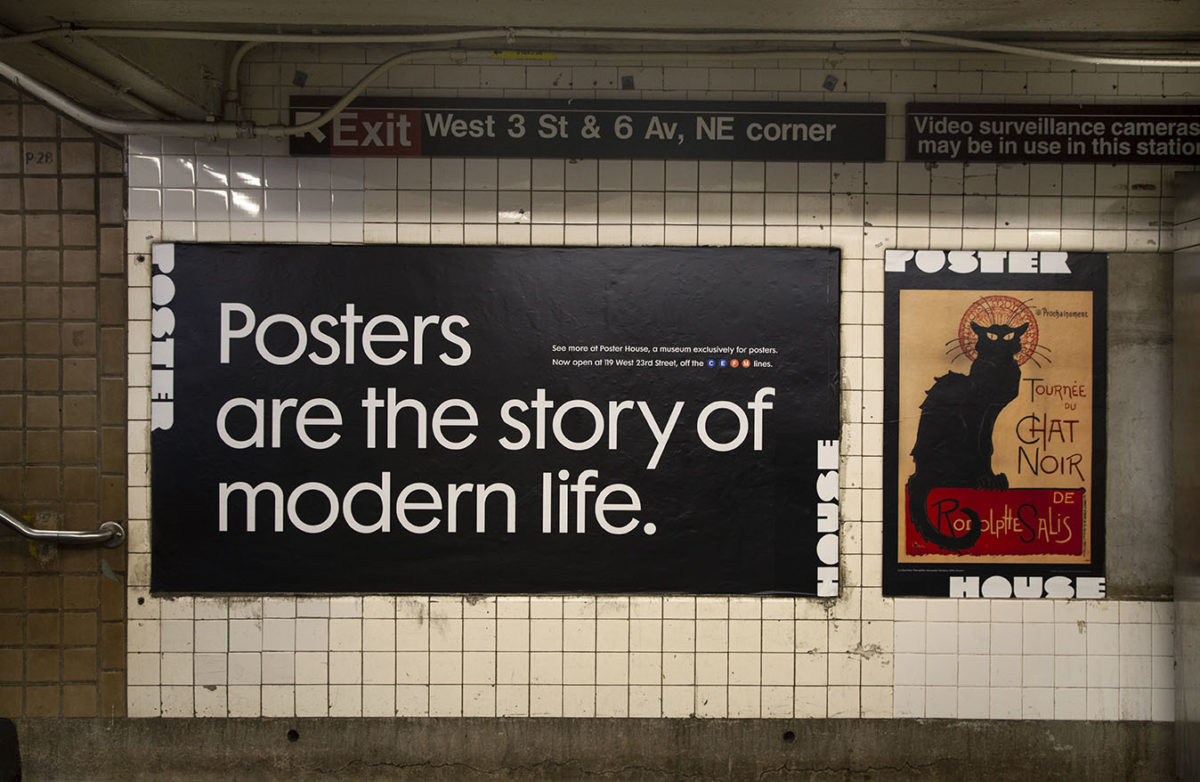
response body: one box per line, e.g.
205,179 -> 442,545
0,48 -> 457,139
7,25 -> 1200,125
3,30 -> 1200,140
2,24 -> 1199,67
9,25 -> 1193,121
0,26 -> 515,46
254,48 -> 463,137
0,59 -> 251,137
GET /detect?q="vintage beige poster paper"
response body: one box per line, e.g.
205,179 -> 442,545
897,288 -> 1094,564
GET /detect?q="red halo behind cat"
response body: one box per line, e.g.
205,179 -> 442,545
957,295 -> 1039,365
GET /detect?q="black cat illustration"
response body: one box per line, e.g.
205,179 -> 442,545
906,320 -> 1028,551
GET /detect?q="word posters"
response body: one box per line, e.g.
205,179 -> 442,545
150,245 -> 841,595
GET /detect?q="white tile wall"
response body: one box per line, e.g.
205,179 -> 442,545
125,50 -> 1199,718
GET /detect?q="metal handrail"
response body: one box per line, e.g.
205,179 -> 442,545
0,507 -> 125,548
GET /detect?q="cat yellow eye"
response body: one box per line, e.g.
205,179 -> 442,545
1003,333 -> 1014,340
987,333 -> 998,340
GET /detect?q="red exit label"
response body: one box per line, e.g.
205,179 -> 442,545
297,109 -> 423,156
906,486 -> 1086,557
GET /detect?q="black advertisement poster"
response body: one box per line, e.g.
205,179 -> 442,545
149,245 -> 841,595
882,250 -> 1106,599
288,96 -> 886,161
907,103 -> 1200,164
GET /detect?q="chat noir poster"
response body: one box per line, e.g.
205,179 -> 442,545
882,250 -> 1106,599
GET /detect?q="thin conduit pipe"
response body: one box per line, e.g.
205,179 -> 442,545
3,33 -> 1200,139
0,22 -> 170,118
0,27 -> 515,46
256,47 -> 476,136
0,47 -> 468,138
48,57 -> 169,120
6,26 -> 1193,119
250,43 -> 1031,136
219,30 -> 1200,120
2,25 -> 1199,68
0,59 -> 252,137
21,44 -> 903,138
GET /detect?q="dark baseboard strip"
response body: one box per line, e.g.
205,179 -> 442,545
13,717 -> 1175,781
